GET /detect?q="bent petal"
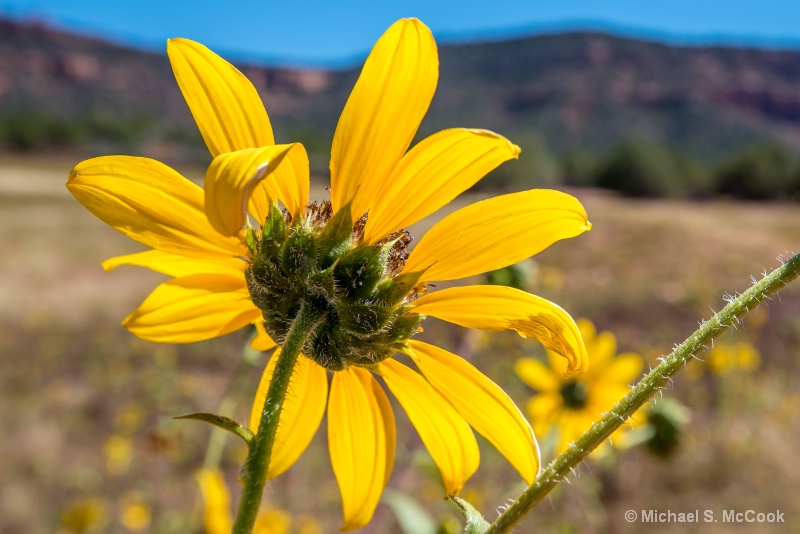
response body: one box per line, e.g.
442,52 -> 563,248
204,144 -> 300,236
411,285 -> 588,375
249,321 -> 277,352
328,368 -> 395,531
249,352 -> 327,479
167,38 -> 274,157
195,468 -> 233,534
406,340 -> 540,484
67,156 -> 246,259
248,143 -> 310,222
330,18 -> 437,217
379,359 -> 479,495
364,129 -> 520,243
123,274 -> 259,343
102,249 -> 244,278
402,189 -> 590,282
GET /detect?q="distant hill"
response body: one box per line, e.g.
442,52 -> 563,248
2,16 -> 800,165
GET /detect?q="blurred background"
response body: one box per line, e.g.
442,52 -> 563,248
1,1 -> 799,533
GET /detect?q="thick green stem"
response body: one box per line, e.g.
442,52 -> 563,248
232,303 -> 319,534
486,252 -> 800,534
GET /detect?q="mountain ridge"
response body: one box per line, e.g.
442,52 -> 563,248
2,16 -> 799,163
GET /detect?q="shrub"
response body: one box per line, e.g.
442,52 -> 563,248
594,142 -> 699,198
713,143 -> 800,200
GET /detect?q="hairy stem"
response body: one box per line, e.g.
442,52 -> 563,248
232,303 -> 319,534
486,252 -> 800,534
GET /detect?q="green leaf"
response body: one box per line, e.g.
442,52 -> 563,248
245,226 -> 257,254
448,496 -> 490,534
174,413 -> 254,447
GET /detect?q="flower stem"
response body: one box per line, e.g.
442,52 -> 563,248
232,302 -> 319,534
485,252 -> 800,534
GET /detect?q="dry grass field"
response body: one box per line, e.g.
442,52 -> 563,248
1,157 -> 799,533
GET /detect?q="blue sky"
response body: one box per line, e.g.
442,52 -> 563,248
3,0 -> 800,66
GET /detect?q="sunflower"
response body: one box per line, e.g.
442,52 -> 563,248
67,18 -> 591,530
515,319 -> 643,454
685,339 -> 760,379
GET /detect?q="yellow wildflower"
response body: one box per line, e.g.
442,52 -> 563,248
119,492 -> 151,531
515,319 -> 643,453
685,339 -> 761,380
68,18 -> 590,530
103,434 -> 133,475
707,341 -> 760,374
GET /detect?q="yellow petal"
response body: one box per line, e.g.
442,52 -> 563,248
402,189 -> 590,281
102,249 -> 244,278
123,274 -> 259,343
576,318 -> 597,343
557,411 -> 593,453
596,353 -> 643,384
195,468 -> 233,534
588,383 -> 633,412
514,358 -> 561,393
249,321 -> 277,352
330,18 -> 438,216
590,330 -> 618,369
328,367 -> 395,531
364,129 -> 520,243
547,326 -> 615,377
378,359 -> 479,495
526,394 -> 562,427
249,352 -> 328,479
411,285 -> 588,375
67,156 -> 246,259
545,349 -> 570,376
406,340 -> 540,484
253,509 -> 292,534
204,144 -> 300,236
167,38 -> 274,157
248,143 -> 310,222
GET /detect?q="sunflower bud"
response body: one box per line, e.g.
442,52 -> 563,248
245,201 -> 424,371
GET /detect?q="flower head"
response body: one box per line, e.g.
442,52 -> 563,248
67,18 -> 591,530
515,319 -> 644,454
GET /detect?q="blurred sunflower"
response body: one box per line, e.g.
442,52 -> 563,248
708,341 -> 760,374
515,319 -> 643,454
68,18 -> 591,530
